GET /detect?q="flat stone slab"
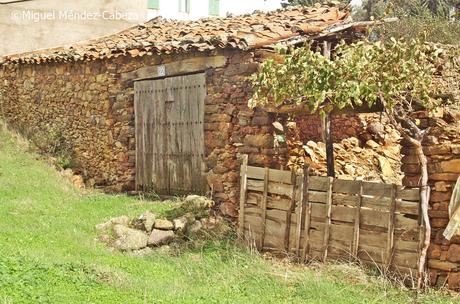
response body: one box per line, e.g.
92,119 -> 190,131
113,224 -> 148,251
148,229 -> 175,246
154,219 -> 174,230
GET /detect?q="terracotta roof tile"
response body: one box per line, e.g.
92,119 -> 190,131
2,3 -> 351,65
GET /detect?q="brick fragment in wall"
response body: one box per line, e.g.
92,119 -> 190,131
207,173 -> 224,192
429,270 -> 439,286
448,273 -> 460,290
402,175 -> 421,187
431,190 -> 454,202
434,182 -> 448,192
213,165 -> 229,175
431,218 -> 450,229
401,163 -> 421,174
430,154 -> 454,161
448,245 -> 460,263
205,132 -> 227,150
401,154 -> 420,164
429,173 -> 460,182
428,204 -> 450,215
236,146 -> 259,154
423,145 -> 452,156
453,145 -> 460,154
400,146 -> 416,156
248,154 -> 269,166
428,244 -> 442,259
205,104 -> 219,114
252,115 -> 271,126
428,259 -> 459,271
243,134 -> 273,148
205,114 -> 232,123
439,159 -> 460,174
225,171 -> 239,183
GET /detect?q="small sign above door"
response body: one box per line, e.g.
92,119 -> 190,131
157,65 -> 166,77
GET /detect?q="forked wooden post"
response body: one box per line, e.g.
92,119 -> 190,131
238,154 -> 249,238
322,177 -> 334,262
284,169 -> 298,252
260,167 -> 269,249
352,181 -> 363,258
385,184 -> 397,266
302,168 -> 312,260
295,165 -> 309,256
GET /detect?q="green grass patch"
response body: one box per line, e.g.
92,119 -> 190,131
0,122 -> 457,303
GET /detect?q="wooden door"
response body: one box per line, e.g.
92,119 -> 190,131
134,73 -> 206,195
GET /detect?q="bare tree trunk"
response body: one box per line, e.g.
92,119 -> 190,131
404,135 -> 431,290
384,104 -> 431,290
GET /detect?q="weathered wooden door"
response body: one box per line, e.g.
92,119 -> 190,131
134,73 -> 206,195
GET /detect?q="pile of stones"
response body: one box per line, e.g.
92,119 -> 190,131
96,195 -> 218,253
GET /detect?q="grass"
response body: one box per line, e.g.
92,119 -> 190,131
0,123 -> 457,304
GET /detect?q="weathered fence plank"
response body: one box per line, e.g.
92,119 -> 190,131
240,162 -> 423,279
238,155 -> 249,237
260,167 -> 269,249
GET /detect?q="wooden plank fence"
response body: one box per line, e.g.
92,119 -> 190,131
239,160 -> 423,278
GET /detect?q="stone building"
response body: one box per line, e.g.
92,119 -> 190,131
1,3 -> 459,289
0,3 -> 358,206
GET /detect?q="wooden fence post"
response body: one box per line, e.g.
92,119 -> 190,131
238,154 -> 249,238
385,184 -> 397,267
260,167 -> 269,249
302,168 -> 311,260
352,181 -> 363,259
322,177 -> 334,262
295,165 -> 309,257
284,169 -> 298,252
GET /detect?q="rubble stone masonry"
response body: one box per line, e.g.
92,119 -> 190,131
0,51 -> 229,191
2,46 -> 459,290
0,49 -> 283,199
401,114 -> 460,290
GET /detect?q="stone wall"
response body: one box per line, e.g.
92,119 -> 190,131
295,114 -> 364,142
204,51 -> 277,217
0,48 -> 284,199
0,58 -> 135,191
401,111 -> 460,290
0,50 -> 230,191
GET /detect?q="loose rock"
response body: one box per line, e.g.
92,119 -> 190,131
95,215 -> 130,231
365,140 -> 380,150
148,229 -> 175,246
112,225 -> 148,251
132,211 -> 156,232
72,175 -> 85,189
173,216 -> 188,231
154,219 -> 175,230
189,220 -> 203,233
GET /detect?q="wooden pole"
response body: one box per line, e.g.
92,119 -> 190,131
322,177 -> 334,262
302,167 -> 312,260
260,167 -> 269,250
238,154 -> 249,238
324,114 -> 335,178
322,41 -> 335,178
284,169 -> 298,252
